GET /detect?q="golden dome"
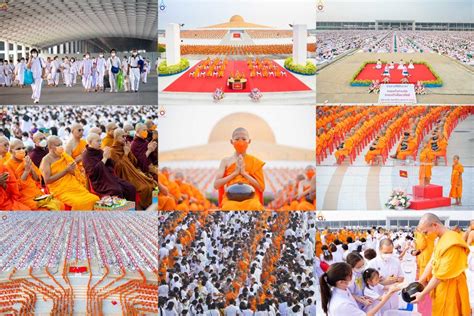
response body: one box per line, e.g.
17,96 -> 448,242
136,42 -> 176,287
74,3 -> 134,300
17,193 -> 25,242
229,15 -> 244,23
208,113 -> 276,144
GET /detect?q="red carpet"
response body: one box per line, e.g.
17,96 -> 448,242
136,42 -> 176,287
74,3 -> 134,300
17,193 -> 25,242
355,63 -> 437,84
409,184 -> 451,210
163,60 -> 311,93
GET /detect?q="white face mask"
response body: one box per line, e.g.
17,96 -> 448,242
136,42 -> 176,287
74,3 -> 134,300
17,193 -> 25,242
85,55 -> 90,59
99,54 -> 104,58
380,253 -> 392,261
32,53 -> 38,57
354,263 -> 367,274
39,139 -> 47,148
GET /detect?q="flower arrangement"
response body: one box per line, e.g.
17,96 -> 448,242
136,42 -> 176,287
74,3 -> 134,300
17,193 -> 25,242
350,61 -> 443,87
213,88 -> 225,102
284,57 -> 317,75
385,188 -> 411,209
249,88 -> 263,102
158,58 -> 190,76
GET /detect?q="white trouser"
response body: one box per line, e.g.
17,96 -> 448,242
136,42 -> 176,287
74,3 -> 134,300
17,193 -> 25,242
63,70 -> 71,86
82,74 -> 92,90
31,78 -> 43,100
4,74 -> 11,86
71,72 -> 77,85
129,68 -> 140,91
108,71 -> 118,92
97,70 -> 105,87
141,71 -> 148,83
51,70 -> 59,85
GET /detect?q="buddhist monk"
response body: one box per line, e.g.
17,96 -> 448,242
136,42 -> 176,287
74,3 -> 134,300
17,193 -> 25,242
109,128 -> 156,210
161,167 -> 188,211
130,123 -> 158,175
101,122 -> 117,148
144,119 -> 157,142
157,172 -> 177,211
123,124 -> 135,143
82,133 -> 136,202
449,155 -> 464,206
5,139 -> 63,210
392,132 -> 417,160
28,132 -> 48,168
175,171 -> 205,211
419,141 -> 435,186
296,165 -> 315,210
40,136 -> 100,210
214,127 -> 265,211
0,136 -> 30,210
65,123 -> 87,186
412,213 -> 470,316
462,220 -> 474,246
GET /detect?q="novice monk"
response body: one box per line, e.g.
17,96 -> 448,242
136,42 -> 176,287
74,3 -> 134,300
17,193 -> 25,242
449,155 -> 464,206
214,127 -> 265,211
109,128 -> 156,210
412,213 -> 470,316
82,133 -> 136,202
296,165 -> 316,210
0,137 -> 30,210
6,139 -> 64,210
40,136 -> 100,210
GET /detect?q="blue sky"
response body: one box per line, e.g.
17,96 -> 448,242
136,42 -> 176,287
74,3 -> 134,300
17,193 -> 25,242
317,0 -> 473,22
158,0 -> 316,29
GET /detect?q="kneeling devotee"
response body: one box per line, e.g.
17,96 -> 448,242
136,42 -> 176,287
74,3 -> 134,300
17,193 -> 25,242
110,128 -> 156,210
40,136 -> 100,210
450,155 -> 464,206
214,127 -> 265,210
412,213 -> 470,316
6,139 -> 64,210
0,136 -> 30,210
82,133 -> 136,202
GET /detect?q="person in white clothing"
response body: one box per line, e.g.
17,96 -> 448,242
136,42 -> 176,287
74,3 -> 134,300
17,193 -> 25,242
224,300 -> 239,316
320,262 -> 399,316
367,239 -> 404,312
128,48 -> 142,92
121,56 -> 130,92
61,57 -> 72,87
70,58 -> 78,86
15,58 -> 26,88
106,48 -> 121,93
3,60 -> 12,87
362,268 -> 402,316
51,56 -> 61,87
96,53 -> 106,92
26,49 -> 46,104
80,52 -> 93,92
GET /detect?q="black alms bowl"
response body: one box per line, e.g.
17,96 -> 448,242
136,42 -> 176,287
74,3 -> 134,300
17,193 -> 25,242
402,282 -> 425,303
226,183 -> 255,201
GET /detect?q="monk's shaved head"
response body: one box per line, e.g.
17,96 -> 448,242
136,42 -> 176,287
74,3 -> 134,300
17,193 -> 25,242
123,124 -> 134,133
106,122 -> 117,132
379,238 -> 393,250
9,139 -> 24,151
232,127 -> 249,139
162,167 -> 171,173
86,133 -> 100,145
175,172 -> 184,180
114,128 -> 125,140
32,132 -> 45,143
89,127 -> 102,135
135,123 -> 146,132
419,213 -> 442,226
71,123 -> 83,131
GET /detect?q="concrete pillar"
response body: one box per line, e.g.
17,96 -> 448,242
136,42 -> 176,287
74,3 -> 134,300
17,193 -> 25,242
292,24 -> 307,65
21,44 -> 26,58
53,45 -> 58,54
165,23 -> 181,66
412,22 -> 416,31
59,43 -> 64,54
4,40 -> 9,61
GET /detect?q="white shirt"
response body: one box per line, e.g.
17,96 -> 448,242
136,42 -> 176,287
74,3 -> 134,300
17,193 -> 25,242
368,255 -> 403,310
30,57 -> 45,79
328,288 -> 366,316
224,305 -> 239,316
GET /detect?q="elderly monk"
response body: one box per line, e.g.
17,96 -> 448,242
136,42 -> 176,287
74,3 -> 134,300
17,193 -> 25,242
0,136 -> 30,210
144,119 -> 157,142
82,133 -> 136,202
412,213 -> 470,316
295,165 -> 315,210
130,123 -> 158,175
40,136 -> 100,210
28,132 -> 49,168
123,124 -> 135,143
449,155 -> 464,206
65,123 -> 87,186
6,139 -> 64,210
214,127 -> 265,211
101,122 -> 118,148
109,128 -> 156,210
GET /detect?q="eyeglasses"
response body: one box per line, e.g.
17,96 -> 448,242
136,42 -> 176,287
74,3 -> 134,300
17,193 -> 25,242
16,147 -> 26,150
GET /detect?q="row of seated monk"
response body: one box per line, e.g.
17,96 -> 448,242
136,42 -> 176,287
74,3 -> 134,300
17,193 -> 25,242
0,121 -> 158,210
180,43 -> 316,55
159,127 -> 316,211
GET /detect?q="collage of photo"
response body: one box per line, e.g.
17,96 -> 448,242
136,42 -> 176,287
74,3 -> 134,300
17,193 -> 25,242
0,0 -> 472,315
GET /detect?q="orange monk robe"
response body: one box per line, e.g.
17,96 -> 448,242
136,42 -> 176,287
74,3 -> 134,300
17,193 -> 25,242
176,181 -> 200,210
5,158 -> 64,210
0,163 -> 30,210
157,173 -> 177,211
335,138 -> 354,161
414,231 -> 436,281
365,137 -> 386,164
162,174 -> 187,211
297,185 -> 315,210
101,134 -> 115,148
430,230 -> 470,316
397,138 -> 417,160
46,153 -> 100,210
70,139 -> 87,187
419,148 -> 435,185
449,163 -> 464,198
221,154 -> 265,211
0,152 -> 11,165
